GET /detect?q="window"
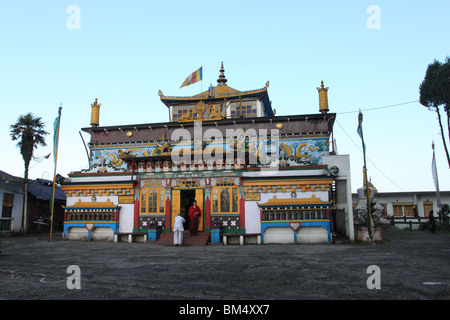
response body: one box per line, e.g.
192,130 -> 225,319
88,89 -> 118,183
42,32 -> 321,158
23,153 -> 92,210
1,193 -> 14,231
404,205 -> 414,216
209,104 -> 223,117
159,189 -> 165,213
393,204 -> 414,217
2,193 -> 14,218
212,186 -> 239,214
232,188 -> 238,212
172,104 -> 197,121
212,188 -> 218,212
140,188 -> 165,214
220,188 -> 230,212
230,100 -> 257,118
141,189 -> 147,213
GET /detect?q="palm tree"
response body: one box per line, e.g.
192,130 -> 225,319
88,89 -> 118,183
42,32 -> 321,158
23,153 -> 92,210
10,113 -> 49,233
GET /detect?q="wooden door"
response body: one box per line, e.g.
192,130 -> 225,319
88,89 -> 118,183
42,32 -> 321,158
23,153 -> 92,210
171,189 -> 181,230
195,189 -> 204,231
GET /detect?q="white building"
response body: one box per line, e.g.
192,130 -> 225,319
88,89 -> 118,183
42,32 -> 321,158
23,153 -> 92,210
352,190 -> 450,230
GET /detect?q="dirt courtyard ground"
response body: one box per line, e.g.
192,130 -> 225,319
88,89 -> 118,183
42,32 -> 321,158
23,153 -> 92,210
0,225 -> 449,305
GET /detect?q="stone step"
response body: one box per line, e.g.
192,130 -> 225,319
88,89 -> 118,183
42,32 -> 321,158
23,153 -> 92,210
154,231 -> 210,246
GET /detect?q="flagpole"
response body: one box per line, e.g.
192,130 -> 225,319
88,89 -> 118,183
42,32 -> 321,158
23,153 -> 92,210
200,66 -> 203,97
358,110 -> 373,242
50,105 -> 62,242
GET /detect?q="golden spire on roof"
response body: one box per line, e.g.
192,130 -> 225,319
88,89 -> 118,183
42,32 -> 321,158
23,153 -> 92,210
217,62 -> 228,86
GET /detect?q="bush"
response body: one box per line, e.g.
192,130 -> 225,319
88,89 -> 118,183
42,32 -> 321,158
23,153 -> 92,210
438,204 -> 449,230
419,222 -> 430,231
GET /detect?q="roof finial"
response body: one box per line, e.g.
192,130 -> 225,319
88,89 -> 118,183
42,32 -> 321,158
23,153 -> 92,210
90,98 -> 101,127
217,61 -> 227,86
316,80 -> 329,114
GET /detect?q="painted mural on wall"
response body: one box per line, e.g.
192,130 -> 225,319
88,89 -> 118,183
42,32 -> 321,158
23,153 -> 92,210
89,146 -> 156,170
278,137 -> 329,166
85,136 -> 329,172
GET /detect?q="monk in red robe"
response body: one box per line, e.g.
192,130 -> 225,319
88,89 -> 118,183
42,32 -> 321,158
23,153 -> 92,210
188,200 -> 201,236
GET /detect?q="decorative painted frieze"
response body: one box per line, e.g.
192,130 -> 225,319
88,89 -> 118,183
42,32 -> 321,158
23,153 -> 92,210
86,135 -> 330,172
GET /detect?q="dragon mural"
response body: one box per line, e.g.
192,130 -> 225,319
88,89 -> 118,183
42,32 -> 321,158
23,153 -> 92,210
87,136 -> 329,171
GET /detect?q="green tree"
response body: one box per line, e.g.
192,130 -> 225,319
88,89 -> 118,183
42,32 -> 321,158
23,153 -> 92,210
441,58 -> 450,141
419,57 -> 450,168
10,113 -> 49,233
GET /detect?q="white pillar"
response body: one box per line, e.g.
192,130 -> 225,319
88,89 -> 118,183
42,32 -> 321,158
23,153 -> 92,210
322,155 -> 355,241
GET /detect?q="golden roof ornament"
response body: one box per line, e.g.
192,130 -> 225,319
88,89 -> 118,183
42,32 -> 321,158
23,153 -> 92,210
316,81 -> 329,114
217,62 -> 227,86
195,101 -> 207,119
90,98 -> 102,127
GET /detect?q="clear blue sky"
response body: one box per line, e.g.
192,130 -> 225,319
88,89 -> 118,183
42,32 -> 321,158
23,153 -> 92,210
1,0 -> 449,193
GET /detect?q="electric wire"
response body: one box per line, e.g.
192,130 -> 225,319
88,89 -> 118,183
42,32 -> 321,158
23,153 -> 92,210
335,120 -> 406,191
336,100 -> 419,115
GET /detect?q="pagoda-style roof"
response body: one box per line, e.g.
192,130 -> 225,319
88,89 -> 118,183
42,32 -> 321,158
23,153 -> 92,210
63,199 -> 121,211
257,195 -> 332,209
158,62 -> 273,117
159,83 -> 269,104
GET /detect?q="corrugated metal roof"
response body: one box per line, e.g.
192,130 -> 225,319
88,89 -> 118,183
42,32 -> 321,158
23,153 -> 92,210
1,170 -> 66,201
28,179 -> 66,201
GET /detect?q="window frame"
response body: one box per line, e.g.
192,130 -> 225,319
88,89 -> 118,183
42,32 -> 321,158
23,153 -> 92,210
2,193 -> 14,218
229,100 -> 257,119
140,188 -> 165,214
393,204 -> 415,217
212,186 -> 239,214
172,104 -> 197,121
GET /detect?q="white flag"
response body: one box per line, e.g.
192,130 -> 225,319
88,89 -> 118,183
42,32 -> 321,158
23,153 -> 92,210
431,142 -> 441,207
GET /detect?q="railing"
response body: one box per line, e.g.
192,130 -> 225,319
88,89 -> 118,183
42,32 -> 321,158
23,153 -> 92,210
262,209 -> 329,221
387,216 -> 429,228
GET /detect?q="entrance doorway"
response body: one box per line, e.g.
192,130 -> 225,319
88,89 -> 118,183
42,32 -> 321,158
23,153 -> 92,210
180,189 -> 195,231
171,188 -> 204,232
